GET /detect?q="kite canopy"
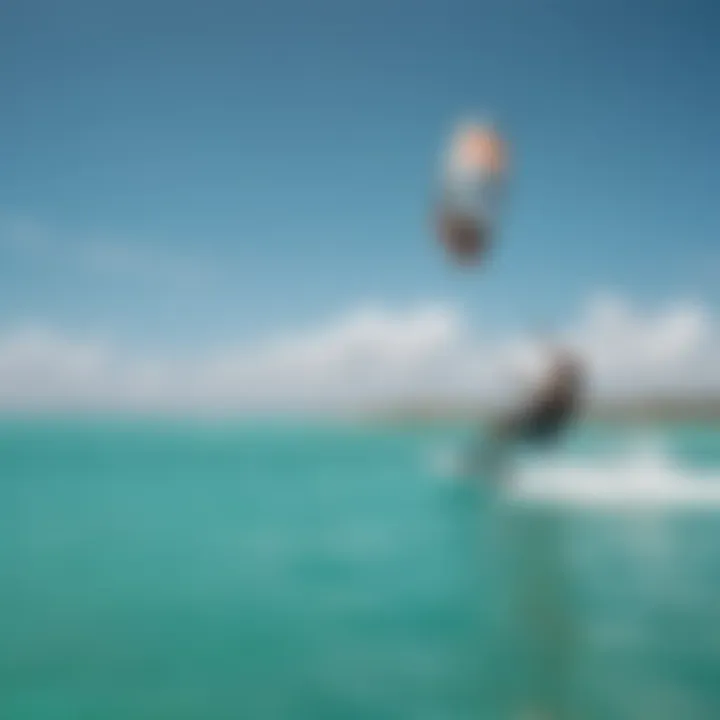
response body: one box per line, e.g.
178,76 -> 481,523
435,121 -> 508,266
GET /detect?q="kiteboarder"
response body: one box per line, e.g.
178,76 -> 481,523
466,346 -> 586,478
433,119 -> 585,475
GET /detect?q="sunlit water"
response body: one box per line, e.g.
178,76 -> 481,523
1,419 -> 720,719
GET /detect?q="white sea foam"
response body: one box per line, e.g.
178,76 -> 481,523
507,437 -> 720,511
428,433 -> 720,510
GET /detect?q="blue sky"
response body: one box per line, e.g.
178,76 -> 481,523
2,0 -> 718,353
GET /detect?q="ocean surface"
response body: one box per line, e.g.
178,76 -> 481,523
1,419 -> 720,719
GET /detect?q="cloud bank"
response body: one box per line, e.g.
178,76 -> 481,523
0,293 -> 717,414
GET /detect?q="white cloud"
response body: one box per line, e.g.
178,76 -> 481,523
0,292 -> 717,414
567,294 -> 718,398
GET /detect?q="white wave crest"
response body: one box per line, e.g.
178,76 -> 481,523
508,437 -> 720,511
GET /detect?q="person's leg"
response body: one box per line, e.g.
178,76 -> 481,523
512,397 -> 573,443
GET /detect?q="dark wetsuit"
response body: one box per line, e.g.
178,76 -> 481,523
496,357 -> 583,445
467,354 -> 584,477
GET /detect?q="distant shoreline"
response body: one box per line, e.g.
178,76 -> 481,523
368,397 -> 720,426
0,397 -> 719,426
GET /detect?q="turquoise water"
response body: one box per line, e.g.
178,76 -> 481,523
1,419 -> 720,719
